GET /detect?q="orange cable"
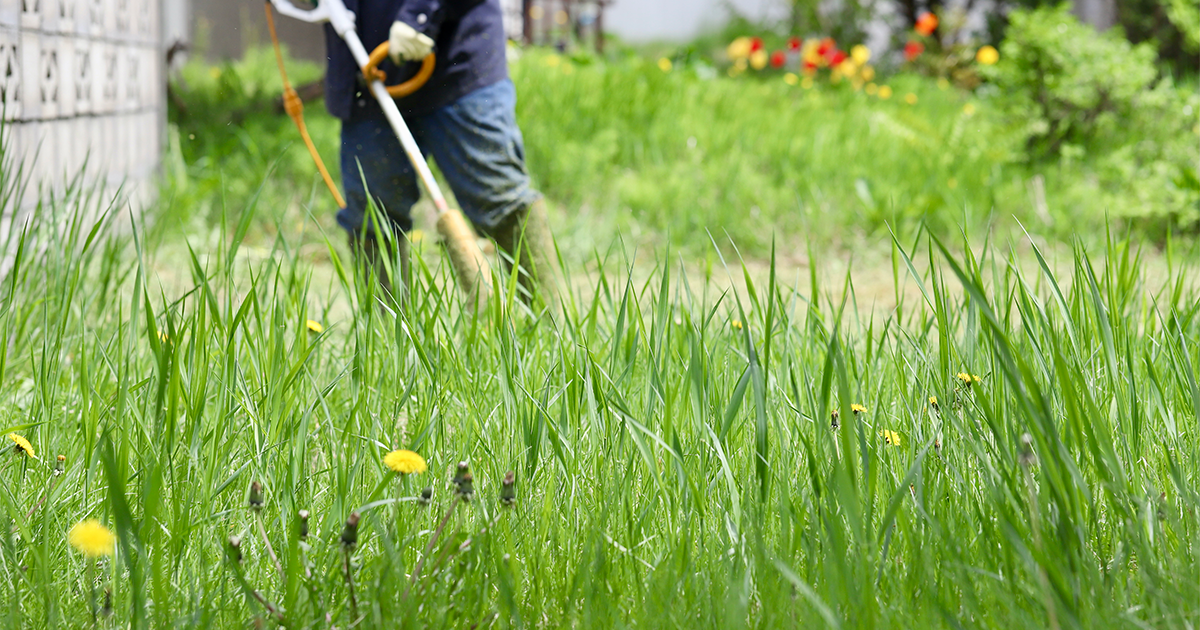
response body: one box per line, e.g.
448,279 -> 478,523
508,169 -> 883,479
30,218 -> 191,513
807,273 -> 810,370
265,2 -> 347,209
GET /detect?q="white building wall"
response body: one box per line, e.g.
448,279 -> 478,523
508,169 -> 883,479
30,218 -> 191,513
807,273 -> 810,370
0,0 -> 162,214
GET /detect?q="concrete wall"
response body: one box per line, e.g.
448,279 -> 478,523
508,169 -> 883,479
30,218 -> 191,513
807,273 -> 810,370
1,0 -> 163,215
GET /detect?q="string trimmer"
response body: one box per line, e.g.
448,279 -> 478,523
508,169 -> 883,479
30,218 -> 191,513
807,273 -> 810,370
264,0 -> 492,306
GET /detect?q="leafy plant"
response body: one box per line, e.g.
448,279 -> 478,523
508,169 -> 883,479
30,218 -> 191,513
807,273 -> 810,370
983,4 -> 1200,231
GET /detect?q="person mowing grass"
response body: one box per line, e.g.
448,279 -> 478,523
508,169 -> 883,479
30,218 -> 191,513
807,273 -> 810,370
323,0 -> 560,308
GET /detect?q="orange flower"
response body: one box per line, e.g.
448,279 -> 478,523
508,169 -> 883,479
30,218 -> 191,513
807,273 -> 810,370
915,12 -> 938,36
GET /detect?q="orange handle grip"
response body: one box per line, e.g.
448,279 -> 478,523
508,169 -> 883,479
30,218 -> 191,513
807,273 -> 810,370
362,44 -> 436,99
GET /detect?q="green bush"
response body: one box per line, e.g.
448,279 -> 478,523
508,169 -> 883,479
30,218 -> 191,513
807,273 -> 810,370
985,4 -> 1200,231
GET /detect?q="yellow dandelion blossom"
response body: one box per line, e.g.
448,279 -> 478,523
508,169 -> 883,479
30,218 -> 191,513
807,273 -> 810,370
783,72 -> 798,85
928,396 -> 939,408
306,319 -> 324,334
750,49 -> 768,70
963,102 -> 976,116
878,85 -> 893,100
69,519 -> 116,557
731,319 -> 743,331
383,449 -> 427,474
851,404 -> 867,414
850,44 -> 871,66
860,65 -> 875,82
976,45 -> 999,65
727,37 -> 752,60
657,57 -> 673,72
879,430 -> 901,446
904,92 -> 918,105
956,372 -> 974,386
9,433 -> 34,457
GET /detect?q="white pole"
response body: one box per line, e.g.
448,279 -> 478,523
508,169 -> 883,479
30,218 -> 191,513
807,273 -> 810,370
342,31 -> 454,216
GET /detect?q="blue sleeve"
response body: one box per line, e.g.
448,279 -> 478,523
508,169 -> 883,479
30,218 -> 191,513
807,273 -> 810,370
395,0 -> 446,41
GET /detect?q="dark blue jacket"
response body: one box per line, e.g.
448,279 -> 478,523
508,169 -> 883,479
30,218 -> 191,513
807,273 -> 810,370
324,0 -> 508,120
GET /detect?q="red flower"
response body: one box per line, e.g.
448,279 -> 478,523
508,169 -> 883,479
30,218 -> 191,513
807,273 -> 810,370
749,37 -> 764,53
828,50 -> 847,66
815,37 -> 835,57
787,36 -> 802,52
915,12 -> 938,36
904,40 -> 925,61
802,59 -> 818,72
770,50 -> 786,68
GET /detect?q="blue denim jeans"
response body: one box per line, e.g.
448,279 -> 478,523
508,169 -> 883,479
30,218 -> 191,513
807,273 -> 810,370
337,78 -> 540,238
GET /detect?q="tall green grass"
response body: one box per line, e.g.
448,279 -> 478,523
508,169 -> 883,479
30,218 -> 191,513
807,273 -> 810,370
1,155 -> 1197,628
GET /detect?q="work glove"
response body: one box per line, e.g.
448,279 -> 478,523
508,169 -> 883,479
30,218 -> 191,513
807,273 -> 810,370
389,21 -> 434,64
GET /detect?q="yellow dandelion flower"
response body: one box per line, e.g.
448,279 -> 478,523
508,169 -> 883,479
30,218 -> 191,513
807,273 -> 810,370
937,77 -> 950,90
69,519 -> 116,557
9,433 -> 34,457
865,82 -> 878,95
727,37 -> 752,60
383,449 -> 427,475
878,85 -> 893,100
904,92 -> 918,105
851,44 -> 871,66
957,372 -> 981,386
306,319 -> 324,334
928,396 -> 939,408
851,404 -> 867,414
657,57 -> 673,72
963,102 -> 976,116
860,65 -> 875,82
976,45 -> 999,65
783,72 -> 798,85
750,49 -> 768,70
879,430 -> 901,446
731,319 -> 743,331
157,330 -> 170,343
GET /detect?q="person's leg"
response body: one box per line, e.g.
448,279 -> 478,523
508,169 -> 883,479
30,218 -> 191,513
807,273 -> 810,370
338,103 -> 421,302
417,79 -> 560,309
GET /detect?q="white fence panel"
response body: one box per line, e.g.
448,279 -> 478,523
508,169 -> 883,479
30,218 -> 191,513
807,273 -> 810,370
2,0 -> 161,217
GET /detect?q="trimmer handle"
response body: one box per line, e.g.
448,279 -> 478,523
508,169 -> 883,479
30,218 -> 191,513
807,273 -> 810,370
362,44 -> 436,98
267,0 -> 356,38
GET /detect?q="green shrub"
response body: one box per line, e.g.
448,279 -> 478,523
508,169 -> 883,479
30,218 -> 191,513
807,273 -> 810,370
985,4 -> 1200,231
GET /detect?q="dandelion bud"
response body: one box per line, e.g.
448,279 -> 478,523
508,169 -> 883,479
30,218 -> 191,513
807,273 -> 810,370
453,461 -> 470,486
830,409 -> 840,429
227,536 -> 243,563
297,510 -> 310,540
1018,433 -> 1035,467
249,481 -> 264,512
500,471 -> 516,507
102,588 -> 113,617
456,473 -> 475,502
341,512 -> 361,549
418,486 -> 433,506
54,454 -> 66,476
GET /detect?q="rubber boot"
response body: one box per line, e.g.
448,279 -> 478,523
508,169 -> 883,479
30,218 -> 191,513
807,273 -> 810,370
350,234 -> 411,307
488,198 -> 562,313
